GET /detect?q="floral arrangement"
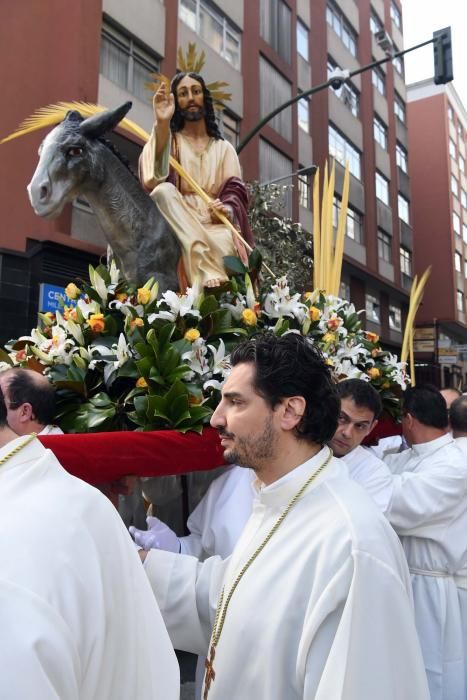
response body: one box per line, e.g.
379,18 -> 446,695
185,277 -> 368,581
0,259 -> 407,433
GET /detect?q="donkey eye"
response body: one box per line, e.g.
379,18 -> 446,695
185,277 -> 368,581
66,147 -> 84,158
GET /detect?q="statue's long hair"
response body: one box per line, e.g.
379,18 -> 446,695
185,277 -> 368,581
170,72 -> 223,140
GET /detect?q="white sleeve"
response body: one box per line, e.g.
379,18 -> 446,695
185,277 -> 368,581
144,548 -> 228,656
0,580 -> 80,700
179,494 -> 209,558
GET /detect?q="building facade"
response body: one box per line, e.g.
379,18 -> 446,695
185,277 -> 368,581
407,79 -> 467,388
0,0 -> 411,351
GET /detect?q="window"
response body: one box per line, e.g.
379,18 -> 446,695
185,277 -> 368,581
457,289 -> 464,313
327,58 -> 359,117
259,138 -> 293,216
453,211 -> 461,234
366,293 -> 381,323
457,122 -> 464,138
328,125 -> 361,179
298,170 -> 310,208
179,0 -> 241,68
394,93 -> 406,123
340,280 -> 350,300
333,199 -> 364,243
261,0 -> 291,64
449,138 -> 457,159
297,19 -> 309,60
461,190 -> 467,209
298,96 -> 309,133
100,23 -> 160,102
392,53 -> 404,76
400,246 -> 412,276
375,172 -> 389,205
378,230 -> 392,262
222,112 -> 240,147
460,155 -> 465,174
396,143 -> 408,173
398,194 -> 410,224
464,259 -> 467,279
455,251 -> 462,273
370,11 -> 383,35
389,304 -> 402,331
448,104 -> 454,121
260,57 -> 292,141
326,2 -> 357,57
373,116 -> 388,150
372,65 -> 385,96
451,174 -> 459,198
463,223 -> 467,244
390,1 -> 402,30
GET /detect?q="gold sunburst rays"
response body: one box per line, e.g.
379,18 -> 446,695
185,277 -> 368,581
401,267 -> 432,386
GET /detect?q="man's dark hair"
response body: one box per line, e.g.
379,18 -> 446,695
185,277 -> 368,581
230,332 -> 340,444
170,72 -> 223,139
0,388 -> 7,427
448,395 -> 467,432
7,369 -> 56,426
337,378 -> 382,420
402,384 -> 448,429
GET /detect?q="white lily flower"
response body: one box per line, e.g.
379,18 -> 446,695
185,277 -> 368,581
114,333 -> 131,368
88,266 -> 108,305
64,318 -> 85,346
151,288 -> 201,322
203,379 -> 223,391
78,298 -> 101,319
207,339 -> 231,378
263,276 -> 307,322
220,295 -> 246,320
182,338 -> 209,377
109,259 -> 120,286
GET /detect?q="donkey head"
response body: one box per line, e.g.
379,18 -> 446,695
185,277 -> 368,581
27,102 -> 132,218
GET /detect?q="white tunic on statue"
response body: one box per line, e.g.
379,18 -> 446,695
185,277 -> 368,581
341,444 -> 393,513
144,448 -> 429,700
0,436 -> 179,700
180,465 -> 255,559
385,433 -> 467,700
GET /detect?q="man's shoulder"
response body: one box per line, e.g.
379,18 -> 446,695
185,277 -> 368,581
344,445 -> 385,469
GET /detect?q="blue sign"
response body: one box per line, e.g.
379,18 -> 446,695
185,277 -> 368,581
39,283 -> 78,313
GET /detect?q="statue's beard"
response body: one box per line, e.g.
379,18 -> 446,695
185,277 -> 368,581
181,106 -> 205,122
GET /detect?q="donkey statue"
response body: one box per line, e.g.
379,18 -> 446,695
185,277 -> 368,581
27,102 -> 181,291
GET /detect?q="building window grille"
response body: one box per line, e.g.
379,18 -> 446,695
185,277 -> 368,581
100,22 -> 160,102
326,2 -> 357,57
398,194 -> 410,224
260,0 -> 291,64
179,0 -> 241,69
297,19 -> 309,60
375,172 -> 389,205
378,230 -> 392,262
373,116 -> 388,150
328,125 -> 361,179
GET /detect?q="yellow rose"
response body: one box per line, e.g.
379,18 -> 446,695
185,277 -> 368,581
382,381 -> 390,389
371,347 -> 381,358
130,317 -> 144,330
322,332 -> 336,344
116,292 -> 128,302
303,291 -> 313,300
137,287 -> 151,305
87,313 -> 105,333
309,306 -> 321,321
368,367 -> 381,380
366,331 -> 380,344
242,309 -> 257,326
136,377 -> 148,389
184,328 -> 201,342
325,358 -> 334,366
65,282 -> 81,300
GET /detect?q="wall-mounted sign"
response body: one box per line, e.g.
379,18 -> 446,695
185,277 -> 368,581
38,283 -> 77,313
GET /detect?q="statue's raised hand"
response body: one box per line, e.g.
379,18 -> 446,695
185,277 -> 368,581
153,82 -> 175,124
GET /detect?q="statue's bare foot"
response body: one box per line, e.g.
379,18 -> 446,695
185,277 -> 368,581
205,278 -> 223,288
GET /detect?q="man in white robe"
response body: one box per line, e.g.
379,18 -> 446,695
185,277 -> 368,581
383,385 -> 467,700
139,332 -> 429,700
0,367 -> 63,436
0,391 -> 179,699
450,394 -> 467,451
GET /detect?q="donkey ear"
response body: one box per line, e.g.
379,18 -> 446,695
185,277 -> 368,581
79,102 -> 132,138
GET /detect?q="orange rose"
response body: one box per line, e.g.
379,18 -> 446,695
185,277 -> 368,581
242,309 -> 257,326
130,317 -> 144,330
136,377 -> 148,389
366,331 -> 380,344
309,306 -> 321,321
368,367 -> 381,380
87,313 -> 105,333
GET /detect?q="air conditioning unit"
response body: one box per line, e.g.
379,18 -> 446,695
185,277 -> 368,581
375,29 -> 393,54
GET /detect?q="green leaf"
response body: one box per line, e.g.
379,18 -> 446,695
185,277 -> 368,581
200,295 -> 219,317
248,247 -> 263,272
89,392 -> 112,408
223,255 -> 247,276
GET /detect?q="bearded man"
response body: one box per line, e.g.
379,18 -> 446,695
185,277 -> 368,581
139,71 -> 253,291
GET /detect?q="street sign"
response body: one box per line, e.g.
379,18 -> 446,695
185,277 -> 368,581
456,345 -> 467,352
438,348 -> 458,365
413,340 -> 435,353
414,326 -> 436,341
38,283 -> 77,313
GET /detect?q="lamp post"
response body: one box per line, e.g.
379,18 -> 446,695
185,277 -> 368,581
260,164 -> 317,187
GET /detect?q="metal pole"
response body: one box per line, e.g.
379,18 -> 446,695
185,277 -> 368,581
237,37 -> 435,154
260,164 -> 317,187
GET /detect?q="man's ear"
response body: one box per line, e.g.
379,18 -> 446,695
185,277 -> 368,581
280,396 -> 306,431
18,402 -> 33,423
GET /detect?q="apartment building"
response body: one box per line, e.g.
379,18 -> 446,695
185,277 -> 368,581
0,0 -> 411,350
407,79 -> 467,387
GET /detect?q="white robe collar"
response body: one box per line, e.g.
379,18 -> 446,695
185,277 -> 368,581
0,435 -> 45,477
411,431 -> 452,457
253,446 -> 341,508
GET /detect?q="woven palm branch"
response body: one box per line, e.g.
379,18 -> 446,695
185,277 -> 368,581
146,42 -> 232,109
0,101 -> 150,146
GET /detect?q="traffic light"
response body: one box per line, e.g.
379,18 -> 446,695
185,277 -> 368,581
433,27 -> 453,85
